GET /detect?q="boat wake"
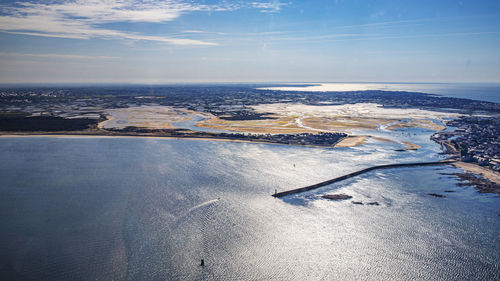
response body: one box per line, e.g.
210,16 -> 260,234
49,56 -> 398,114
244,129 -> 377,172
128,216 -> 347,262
186,198 -> 220,214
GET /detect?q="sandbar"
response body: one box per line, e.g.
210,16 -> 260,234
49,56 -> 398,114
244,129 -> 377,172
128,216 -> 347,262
401,141 -> 421,150
334,136 -> 368,147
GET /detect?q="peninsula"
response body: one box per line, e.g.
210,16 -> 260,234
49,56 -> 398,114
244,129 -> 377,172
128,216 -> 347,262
1,84 -> 499,190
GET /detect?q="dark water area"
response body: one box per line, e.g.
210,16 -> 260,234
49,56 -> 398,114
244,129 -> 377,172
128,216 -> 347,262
0,137 -> 498,280
414,83 -> 500,103
266,82 -> 500,103
375,82 -> 500,103
359,82 -> 500,103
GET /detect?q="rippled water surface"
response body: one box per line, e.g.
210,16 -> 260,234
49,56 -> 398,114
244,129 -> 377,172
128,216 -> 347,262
0,136 -> 499,280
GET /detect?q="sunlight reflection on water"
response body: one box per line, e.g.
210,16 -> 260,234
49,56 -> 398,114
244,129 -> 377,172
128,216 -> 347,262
0,134 -> 498,280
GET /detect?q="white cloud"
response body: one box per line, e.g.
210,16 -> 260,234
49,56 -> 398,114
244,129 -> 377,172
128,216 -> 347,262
251,1 -> 290,13
0,0 -> 230,45
0,1 -> 292,45
181,30 -> 227,35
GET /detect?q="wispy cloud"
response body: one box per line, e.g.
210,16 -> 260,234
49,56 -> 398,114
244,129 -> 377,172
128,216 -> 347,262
370,11 -> 385,19
322,31 -> 500,43
337,18 -> 430,29
181,30 -> 227,35
0,52 -> 119,59
251,1 -> 290,13
218,28 -> 500,45
0,0 -> 236,45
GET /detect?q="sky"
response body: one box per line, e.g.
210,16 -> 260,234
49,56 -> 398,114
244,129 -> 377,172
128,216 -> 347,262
0,0 -> 499,83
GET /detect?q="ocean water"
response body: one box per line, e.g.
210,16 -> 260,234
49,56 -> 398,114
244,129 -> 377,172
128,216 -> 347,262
260,82 -> 500,103
0,135 -> 498,280
422,83 -> 500,103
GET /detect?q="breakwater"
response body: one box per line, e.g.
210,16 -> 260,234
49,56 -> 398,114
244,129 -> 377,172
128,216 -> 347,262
272,160 -> 457,198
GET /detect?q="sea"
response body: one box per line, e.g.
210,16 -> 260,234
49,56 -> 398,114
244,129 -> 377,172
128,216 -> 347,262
0,84 -> 499,280
260,82 -> 500,103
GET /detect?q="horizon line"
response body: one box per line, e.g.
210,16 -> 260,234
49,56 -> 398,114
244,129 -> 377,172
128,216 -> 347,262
2,81 -> 500,87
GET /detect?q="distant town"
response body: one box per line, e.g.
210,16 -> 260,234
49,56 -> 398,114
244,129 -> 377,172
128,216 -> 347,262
1,85 -> 499,121
432,116 -> 500,172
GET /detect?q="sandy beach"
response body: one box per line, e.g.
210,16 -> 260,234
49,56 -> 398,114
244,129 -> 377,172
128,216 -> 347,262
0,132 -> 345,148
453,161 -> 500,184
334,136 -> 368,147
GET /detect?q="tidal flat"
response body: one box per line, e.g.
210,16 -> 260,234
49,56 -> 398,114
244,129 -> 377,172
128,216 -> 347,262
0,85 -> 499,280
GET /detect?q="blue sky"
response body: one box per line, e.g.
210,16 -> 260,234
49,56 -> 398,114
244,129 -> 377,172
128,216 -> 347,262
0,0 -> 499,83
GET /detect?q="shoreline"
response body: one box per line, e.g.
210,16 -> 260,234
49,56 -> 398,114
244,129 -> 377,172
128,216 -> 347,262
3,131 -> 499,192
452,161 -> 500,185
0,132 -> 350,148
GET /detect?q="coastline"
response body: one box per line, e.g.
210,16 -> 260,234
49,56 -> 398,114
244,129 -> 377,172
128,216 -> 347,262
0,132 -> 350,148
452,161 -> 500,185
2,129 -> 499,190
